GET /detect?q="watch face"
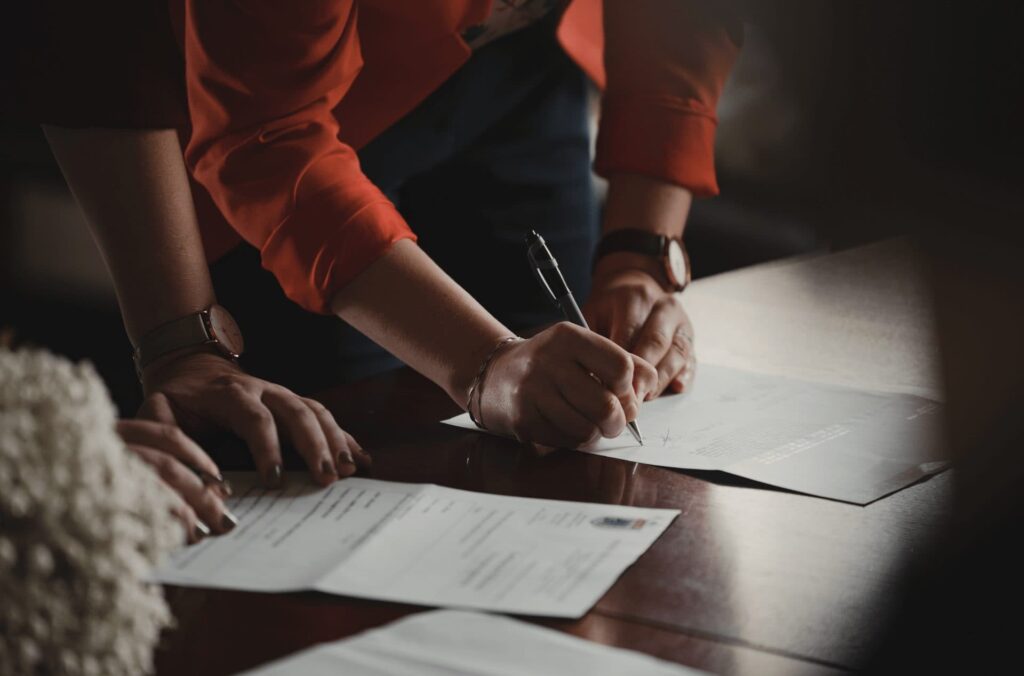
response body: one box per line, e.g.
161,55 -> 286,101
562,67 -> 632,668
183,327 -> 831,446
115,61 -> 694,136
665,240 -> 690,291
207,305 -> 245,357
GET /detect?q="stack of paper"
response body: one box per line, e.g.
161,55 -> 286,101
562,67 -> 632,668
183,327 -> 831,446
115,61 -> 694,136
155,473 -> 678,618
444,364 -> 946,504
241,609 -> 705,675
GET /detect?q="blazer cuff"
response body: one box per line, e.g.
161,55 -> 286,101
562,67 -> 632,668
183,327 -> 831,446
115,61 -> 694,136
261,190 -> 416,314
595,95 -> 720,197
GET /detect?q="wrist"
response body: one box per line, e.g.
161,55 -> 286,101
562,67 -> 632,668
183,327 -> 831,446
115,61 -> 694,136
592,252 -> 668,291
465,336 -> 522,428
444,329 -> 518,409
603,174 -> 692,239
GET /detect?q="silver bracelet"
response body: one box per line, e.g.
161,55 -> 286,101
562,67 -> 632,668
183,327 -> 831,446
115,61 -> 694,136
467,335 -> 521,430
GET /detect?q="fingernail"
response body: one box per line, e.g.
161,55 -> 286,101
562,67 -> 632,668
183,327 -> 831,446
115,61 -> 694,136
336,455 -> 358,476
320,459 -> 338,478
197,469 -> 225,485
198,470 -> 233,497
266,464 -> 283,488
194,520 -> 211,538
220,510 -> 239,531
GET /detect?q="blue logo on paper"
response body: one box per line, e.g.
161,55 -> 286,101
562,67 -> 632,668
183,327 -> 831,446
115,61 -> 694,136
591,516 -> 646,529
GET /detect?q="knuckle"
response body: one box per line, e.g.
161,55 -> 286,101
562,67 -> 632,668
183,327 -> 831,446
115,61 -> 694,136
176,503 -> 197,526
645,330 -> 671,350
280,397 -> 311,416
168,493 -> 190,518
552,322 -> 575,338
115,419 -> 137,438
303,398 -> 328,415
623,323 -> 643,340
599,394 -> 619,420
658,293 -> 683,310
613,350 -> 633,375
240,404 -> 272,426
159,423 -> 187,446
224,380 -> 251,398
194,490 -> 224,516
152,454 -> 181,482
636,284 -> 660,304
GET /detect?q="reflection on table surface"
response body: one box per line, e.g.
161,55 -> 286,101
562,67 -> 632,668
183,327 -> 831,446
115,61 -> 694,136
158,242 -> 949,676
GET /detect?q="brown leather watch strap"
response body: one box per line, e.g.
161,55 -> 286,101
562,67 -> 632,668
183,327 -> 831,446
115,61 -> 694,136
134,313 -> 214,371
594,229 -> 668,264
133,305 -> 243,372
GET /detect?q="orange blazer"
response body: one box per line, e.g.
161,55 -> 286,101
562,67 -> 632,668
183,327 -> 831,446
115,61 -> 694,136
181,0 -> 741,314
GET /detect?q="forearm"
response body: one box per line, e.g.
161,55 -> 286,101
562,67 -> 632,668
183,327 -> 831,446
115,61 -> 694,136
330,239 -> 511,408
597,173 -> 693,279
43,127 -> 215,345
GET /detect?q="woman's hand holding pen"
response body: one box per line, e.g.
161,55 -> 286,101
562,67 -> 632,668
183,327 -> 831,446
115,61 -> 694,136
476,323 -> 658,449
138,351 -> 371,490
117,418 -> 236,544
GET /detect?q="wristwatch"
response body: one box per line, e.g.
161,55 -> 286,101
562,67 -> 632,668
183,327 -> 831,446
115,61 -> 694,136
594,229 -> 691,292
133,304 -> 244,372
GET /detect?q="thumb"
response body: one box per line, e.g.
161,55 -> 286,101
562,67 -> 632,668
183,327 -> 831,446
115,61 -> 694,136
630,354 -> 658,402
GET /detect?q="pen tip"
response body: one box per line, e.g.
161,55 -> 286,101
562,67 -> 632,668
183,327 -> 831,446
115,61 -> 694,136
627,421 -> 644,446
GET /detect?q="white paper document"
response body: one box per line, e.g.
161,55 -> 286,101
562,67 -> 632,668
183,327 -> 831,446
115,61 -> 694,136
241,609 -> 705,676
155,474 -> 677,617
444,365 -> 946,504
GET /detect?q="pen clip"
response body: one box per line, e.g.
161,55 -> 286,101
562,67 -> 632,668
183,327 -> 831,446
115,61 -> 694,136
526,232 -> 561,307
529,257 -> 560,306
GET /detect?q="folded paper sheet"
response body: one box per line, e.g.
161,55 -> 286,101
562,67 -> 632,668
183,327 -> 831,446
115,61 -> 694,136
155,474 -> 678,618
241,609 -> 706,676
444,365 -> 946,504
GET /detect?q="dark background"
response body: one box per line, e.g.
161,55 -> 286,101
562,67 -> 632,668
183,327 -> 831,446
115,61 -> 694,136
11,2 -> 1021,415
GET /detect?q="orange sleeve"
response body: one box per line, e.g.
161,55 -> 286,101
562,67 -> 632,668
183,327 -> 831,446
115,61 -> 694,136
183,0 -> 416,314
594,0 -> 743,197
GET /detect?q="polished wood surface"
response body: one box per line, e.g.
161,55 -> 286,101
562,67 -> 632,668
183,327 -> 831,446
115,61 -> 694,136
156,240 -> 947,675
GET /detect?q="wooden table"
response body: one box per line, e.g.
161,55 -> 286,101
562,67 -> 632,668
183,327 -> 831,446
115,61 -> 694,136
156,239 -> 950,675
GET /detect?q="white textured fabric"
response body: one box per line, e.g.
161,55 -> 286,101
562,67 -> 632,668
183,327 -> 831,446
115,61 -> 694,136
0,349 -> 180,676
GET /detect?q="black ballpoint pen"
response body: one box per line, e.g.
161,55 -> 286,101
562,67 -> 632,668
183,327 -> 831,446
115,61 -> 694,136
526,230 -> 644,445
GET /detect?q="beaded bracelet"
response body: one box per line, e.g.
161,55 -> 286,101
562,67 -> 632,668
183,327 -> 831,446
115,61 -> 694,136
467,335 -> 521,430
